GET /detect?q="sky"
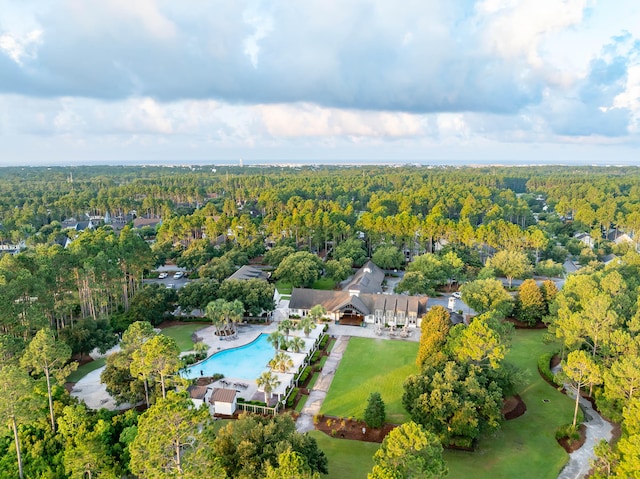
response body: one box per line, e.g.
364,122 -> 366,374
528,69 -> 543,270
0,0 -> 639,166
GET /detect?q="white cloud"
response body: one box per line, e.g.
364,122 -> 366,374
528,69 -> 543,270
0,30 -> 42,65
258,103 -> 424,138
477,0 -> 591,67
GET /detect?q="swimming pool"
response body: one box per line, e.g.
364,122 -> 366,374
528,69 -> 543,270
183,334 -> 273,380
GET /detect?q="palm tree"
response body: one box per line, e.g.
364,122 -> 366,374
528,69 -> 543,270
278,319 -> 295,340
288,336 -> 305,353
309,304 -> 327,324
256,371 -> 281,406
227,299 -> 245,339
206,298 -> 245,338
298,316 -> 318,337
205,299 -> 226,336
269,351 -> 294,373
267,331 -> 286,351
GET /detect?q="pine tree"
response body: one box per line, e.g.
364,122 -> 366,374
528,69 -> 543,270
364,392 -> 386,429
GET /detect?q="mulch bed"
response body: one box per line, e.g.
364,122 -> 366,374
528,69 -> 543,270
315,416 -> 397,443
501,394 -> 527,420
557,424 -> 587,453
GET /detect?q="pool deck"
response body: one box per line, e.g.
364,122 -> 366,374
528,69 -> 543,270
70,297 -> 418,410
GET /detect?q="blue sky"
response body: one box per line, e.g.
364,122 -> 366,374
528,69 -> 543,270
0,0 -> 639,166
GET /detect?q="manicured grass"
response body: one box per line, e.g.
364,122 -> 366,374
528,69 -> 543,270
160,324 -> 207,352
67,357 -> 106,383
276,281 -> 293,294
326,338 -> 337,353
307,372 -> 321,390
314,330 -> 575,479
444,329 -> 575,479
320,337 -> 418,423
295,394 -> 309,412
312,277 -> 337,290
308,431 -> 378,479
317,355 -> 329,370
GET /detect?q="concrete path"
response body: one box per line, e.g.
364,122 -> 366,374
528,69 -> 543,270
296,335 -> 350,432
554,364 -> 614,479
557,391 -> 614,479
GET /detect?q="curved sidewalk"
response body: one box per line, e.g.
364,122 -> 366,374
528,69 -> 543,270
557,392 -> 614,479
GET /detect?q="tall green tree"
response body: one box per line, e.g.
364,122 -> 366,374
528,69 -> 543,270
416,306 -> 450,369
364,392 -> 386,429
372,245 -> 405,270
219,279 -> 275,317
487,250 -> 533,288
515,279 -> 546,326
20,328 -> 77,432
563,350 -> 602,428
130,335 -> 181,400
460,278 -> 513,318
265,450 -> 320,479
0,365 -> 38,479
452,317 -> 506,369
403,361 -> 503,448
101,321 -> 157,406
129,391 -> 226,479
213,413 -> 327,478
368,421 -> 447,479
333,238 -> 368,267
275,251 -> 324,288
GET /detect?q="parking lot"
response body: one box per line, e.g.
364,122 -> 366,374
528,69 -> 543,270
145,266 -> 190,289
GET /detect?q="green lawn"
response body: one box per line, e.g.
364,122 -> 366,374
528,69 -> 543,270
309,431 -> 378,479
444,329 -> 575,479
312,278 -> 337,290
320,337 -> 418,423
276,281 -> 293,294
295,394 -> 309,412
308,372 -> 321,390
160,324 -> 207,352
67,357 -> 106,383
314,330 -> 575,479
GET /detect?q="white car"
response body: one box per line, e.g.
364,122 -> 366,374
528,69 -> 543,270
173,271 -> 184,279
166,283 -> 175,289
158,272 -> 168,279
452,291 -> 462,299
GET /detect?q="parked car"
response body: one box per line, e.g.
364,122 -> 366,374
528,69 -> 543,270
158,272 -> 168,279
166,283 -> 175,289
452,291 -> 462,299
173,271 -> 184,279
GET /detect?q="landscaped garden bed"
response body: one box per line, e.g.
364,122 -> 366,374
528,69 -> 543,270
314,415 -> 396,443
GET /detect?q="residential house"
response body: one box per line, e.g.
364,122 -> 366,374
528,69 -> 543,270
574,232 -> 594,248
227,265 -> 270,282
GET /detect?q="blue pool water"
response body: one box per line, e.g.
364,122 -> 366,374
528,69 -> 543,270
183,334 -> 272,380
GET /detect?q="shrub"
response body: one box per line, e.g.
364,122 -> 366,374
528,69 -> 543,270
311,351 -> 322,363
555,423 -> 579,441
298,366 -> 312,384
319,335 -> 329,349
538,352 -> 561,386
286,388 -> 300,408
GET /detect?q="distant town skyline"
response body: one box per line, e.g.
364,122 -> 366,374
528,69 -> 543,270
1,1 -> 639,166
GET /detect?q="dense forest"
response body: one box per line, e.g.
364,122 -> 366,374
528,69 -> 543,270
1,164 -> 640,477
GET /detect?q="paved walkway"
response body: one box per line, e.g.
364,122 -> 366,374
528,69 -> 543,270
554,366 -> 614,479
296,335 -> 350,432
